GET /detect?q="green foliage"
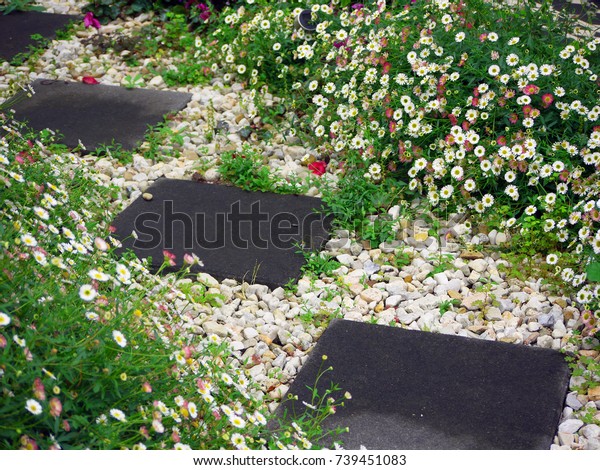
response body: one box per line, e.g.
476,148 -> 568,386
90,119 -> 183,163
140,120 -> 184,163
218,148 -> 277,192
0,121 -> 343,450
272,356 -> 350,449
91,140 -> 133,163
298,304 -> 341,329
427,254 -> 456,279
182,0 -> 600,332
390,251 -> 411,270
300,251 -> 341,279
218,145 -> 307,194
122,73 -> 144,89
362,217 -> 396,246
162,61 -> 213,86
564,348 -> 600,425
586,263 -> 600,283
0,0 -> 45,15
439,299 -> 461,316
84,0 -> 158,22
320,167 -> 405,244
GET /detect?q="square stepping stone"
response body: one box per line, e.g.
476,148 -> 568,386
6,79 -> 192,151
552,0 -> 600,26
111,179 -> 332,288
0,11 -> 78,62
279,319 -> 570,450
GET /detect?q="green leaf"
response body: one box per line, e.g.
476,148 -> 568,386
586,262 -> 600,282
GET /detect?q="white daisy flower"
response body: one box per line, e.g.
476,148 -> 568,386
440,185 -> 454,199
112,330 -> 127,348
229,415 -> 246,428
0,312 -> 10,326
110,408 -> 127,422
482,194 -> 495,208
33,207 -> 49,220
88,269 -> 110,282
26,399 -> 43,415
85,311 -> 99,321
188,402 -> 198,419
21,234 -> 37,247
231,433 -> 245,447
79,284 -> 97,302
524,205 -> 537,216
33,251 -> 47,266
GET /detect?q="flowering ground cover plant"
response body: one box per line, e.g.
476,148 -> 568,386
0,120 -> 344,449
187,0 -> 600,336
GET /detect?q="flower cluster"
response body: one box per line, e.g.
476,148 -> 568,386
0,121 -> 313,449
192,0 -> 599,332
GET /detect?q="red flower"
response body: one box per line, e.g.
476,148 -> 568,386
163,250 -> 176,266
308,161 -> 327,176
541,93 -> 554,108
522,84 -> 540,95
83,12 -> 101,30
33,378 -> 46,401
82,76 -> 99,85
20,435 -> 38,450
197,4 -> 211,22
183,345 -> 194,359
49,397 -> 63,417
140,426 -> 150,439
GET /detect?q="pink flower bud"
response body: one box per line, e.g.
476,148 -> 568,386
33,378 -> 46,401
49,397 -> 62,417
94,237 -> 109,252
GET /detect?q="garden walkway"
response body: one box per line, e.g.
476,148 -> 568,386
2,4 -> 596,449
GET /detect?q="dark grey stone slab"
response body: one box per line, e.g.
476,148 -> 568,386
0,11 -> 78,62
111,179 -> 332,288
279,319 -> 570,450
7,79 -> 191,151
552,0 -> 600,25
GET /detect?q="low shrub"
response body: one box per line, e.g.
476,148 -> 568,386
188,0 -> 599,335
0,121 -> 338,449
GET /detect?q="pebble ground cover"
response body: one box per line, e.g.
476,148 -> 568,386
1,0 -> 600,450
